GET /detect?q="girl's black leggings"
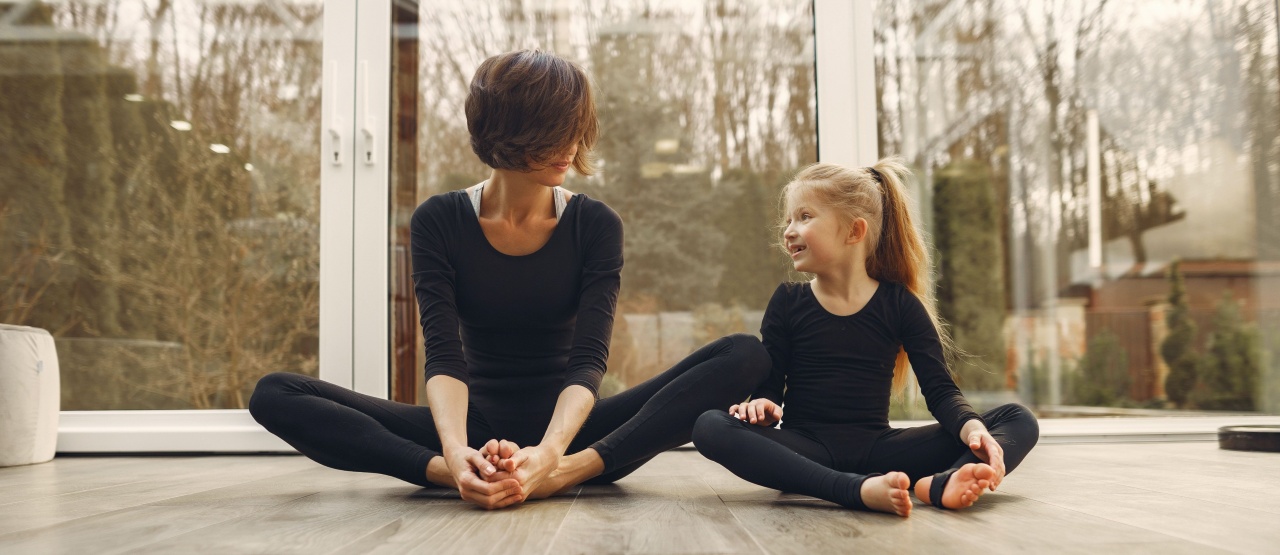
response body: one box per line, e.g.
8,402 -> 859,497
692,404 -> 1039,510
249,334 -> 769,487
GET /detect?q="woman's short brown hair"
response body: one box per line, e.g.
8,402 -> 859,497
466,50 -> 598,175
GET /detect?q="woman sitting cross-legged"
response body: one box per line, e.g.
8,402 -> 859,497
692,158 -> 1039,516
249,49 -> 769,509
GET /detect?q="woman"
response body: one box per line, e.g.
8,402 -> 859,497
250,49 -> 769,510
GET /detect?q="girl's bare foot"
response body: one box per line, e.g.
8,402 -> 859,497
858,471 -> 912,517
914,463 -> 995,509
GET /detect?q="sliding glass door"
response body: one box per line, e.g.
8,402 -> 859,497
0,0 -> 359,451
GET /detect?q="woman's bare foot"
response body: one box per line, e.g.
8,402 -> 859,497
914,463 -> 995,509
498,448 -> 605,500
858,472 -> 912,517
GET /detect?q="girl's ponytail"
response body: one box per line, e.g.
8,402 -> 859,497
866,158 -> 955,396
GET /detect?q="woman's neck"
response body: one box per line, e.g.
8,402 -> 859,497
485,169 -> 555,223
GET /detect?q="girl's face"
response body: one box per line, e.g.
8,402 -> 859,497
782,190 -> 848,274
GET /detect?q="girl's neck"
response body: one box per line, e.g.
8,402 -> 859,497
811,257 -> 878,308
485,169 -> 555,223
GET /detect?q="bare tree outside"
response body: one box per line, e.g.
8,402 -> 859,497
875,0 -> 1280,414
0,1 -> 323,409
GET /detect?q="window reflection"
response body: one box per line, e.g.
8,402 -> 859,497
875,0 -> 1280,416
0,2 -> 323,409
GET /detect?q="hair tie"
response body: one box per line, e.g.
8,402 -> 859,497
868,166 -> 891,220
866,166 -> 885,185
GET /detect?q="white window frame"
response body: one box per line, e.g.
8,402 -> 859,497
56,0 -> 363,453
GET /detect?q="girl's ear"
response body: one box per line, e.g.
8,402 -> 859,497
846,218 -> 868,245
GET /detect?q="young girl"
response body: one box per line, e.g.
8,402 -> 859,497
692,159 -> 1039,516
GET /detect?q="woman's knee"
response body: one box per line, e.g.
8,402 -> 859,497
722,333 -> 770,380
248,372 -> 305,422
692,409 -> 738,458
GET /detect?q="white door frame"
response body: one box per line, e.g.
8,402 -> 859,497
57,0 -> 361,453
351,0 -> 394,399
814,0 -> 878,166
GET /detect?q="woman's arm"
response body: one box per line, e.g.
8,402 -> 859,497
499,203 -> 623,493
426,375 -> 525,509
410,196 -> 470,387
499,385 -> 595,484
411,197 -> 522,508
560,200 -> 624,395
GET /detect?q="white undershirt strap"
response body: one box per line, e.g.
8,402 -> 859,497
468,181 -> 572,221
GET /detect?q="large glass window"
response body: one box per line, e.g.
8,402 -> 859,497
389,0 -> 817,402
0,1 -> 323,410
875,0 -> 1280,417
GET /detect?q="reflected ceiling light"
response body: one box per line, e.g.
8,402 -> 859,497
244,163 -> 255,171
124,94 -> 144,102
210,144 -> 231,154
170,120 -> 192,131
654,139 -> 679,154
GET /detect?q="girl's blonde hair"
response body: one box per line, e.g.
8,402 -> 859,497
779,157 -> 956,396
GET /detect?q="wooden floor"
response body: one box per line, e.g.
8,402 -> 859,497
1,442 -> 1276,554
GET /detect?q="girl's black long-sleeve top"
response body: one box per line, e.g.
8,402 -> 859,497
410,190 -> 623,427
752,281 -> 980,443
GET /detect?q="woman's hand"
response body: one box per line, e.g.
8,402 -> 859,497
961,420 -> 1005,490
493,442 -> 561,499
729,398 -> 783,426
443,445 -> 524,509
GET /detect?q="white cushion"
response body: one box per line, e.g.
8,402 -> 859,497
0,324 -> 60,467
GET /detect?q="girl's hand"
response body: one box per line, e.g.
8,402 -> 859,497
443,445 -> 524,509
729,399 -> 783,426
963,424 -> 1006,490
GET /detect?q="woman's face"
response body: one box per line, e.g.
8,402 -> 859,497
525,143 -> 579,187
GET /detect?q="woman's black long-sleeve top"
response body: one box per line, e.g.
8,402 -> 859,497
410,190 -> 623,430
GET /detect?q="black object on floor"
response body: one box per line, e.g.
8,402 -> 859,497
1218,425 -> 1280,452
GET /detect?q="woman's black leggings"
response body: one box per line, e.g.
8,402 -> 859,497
692,404 -> 1039,510
249,334 -> 769,488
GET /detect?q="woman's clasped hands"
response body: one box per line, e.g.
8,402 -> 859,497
446,439 -> 562,510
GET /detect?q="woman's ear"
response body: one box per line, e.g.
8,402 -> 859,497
846,218 -> 868,245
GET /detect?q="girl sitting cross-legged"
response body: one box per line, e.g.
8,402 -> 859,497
692,158 -> 1039,517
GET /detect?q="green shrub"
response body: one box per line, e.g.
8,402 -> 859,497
932,160 -> 1006,390
1192,291 -> 1259,411
1161,260 -> 1199,407
1071,330 -> 1130,406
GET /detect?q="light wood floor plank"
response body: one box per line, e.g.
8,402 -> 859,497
0,457 -> 306,535
125,486 -> 412,554
331,498 -> 574,555
547,475 -> 763,554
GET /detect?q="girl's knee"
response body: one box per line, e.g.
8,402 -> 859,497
992,403 -> 1040,445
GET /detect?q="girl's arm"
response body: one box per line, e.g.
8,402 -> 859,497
896,288 -> 982,442
751,284 -> 792,405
